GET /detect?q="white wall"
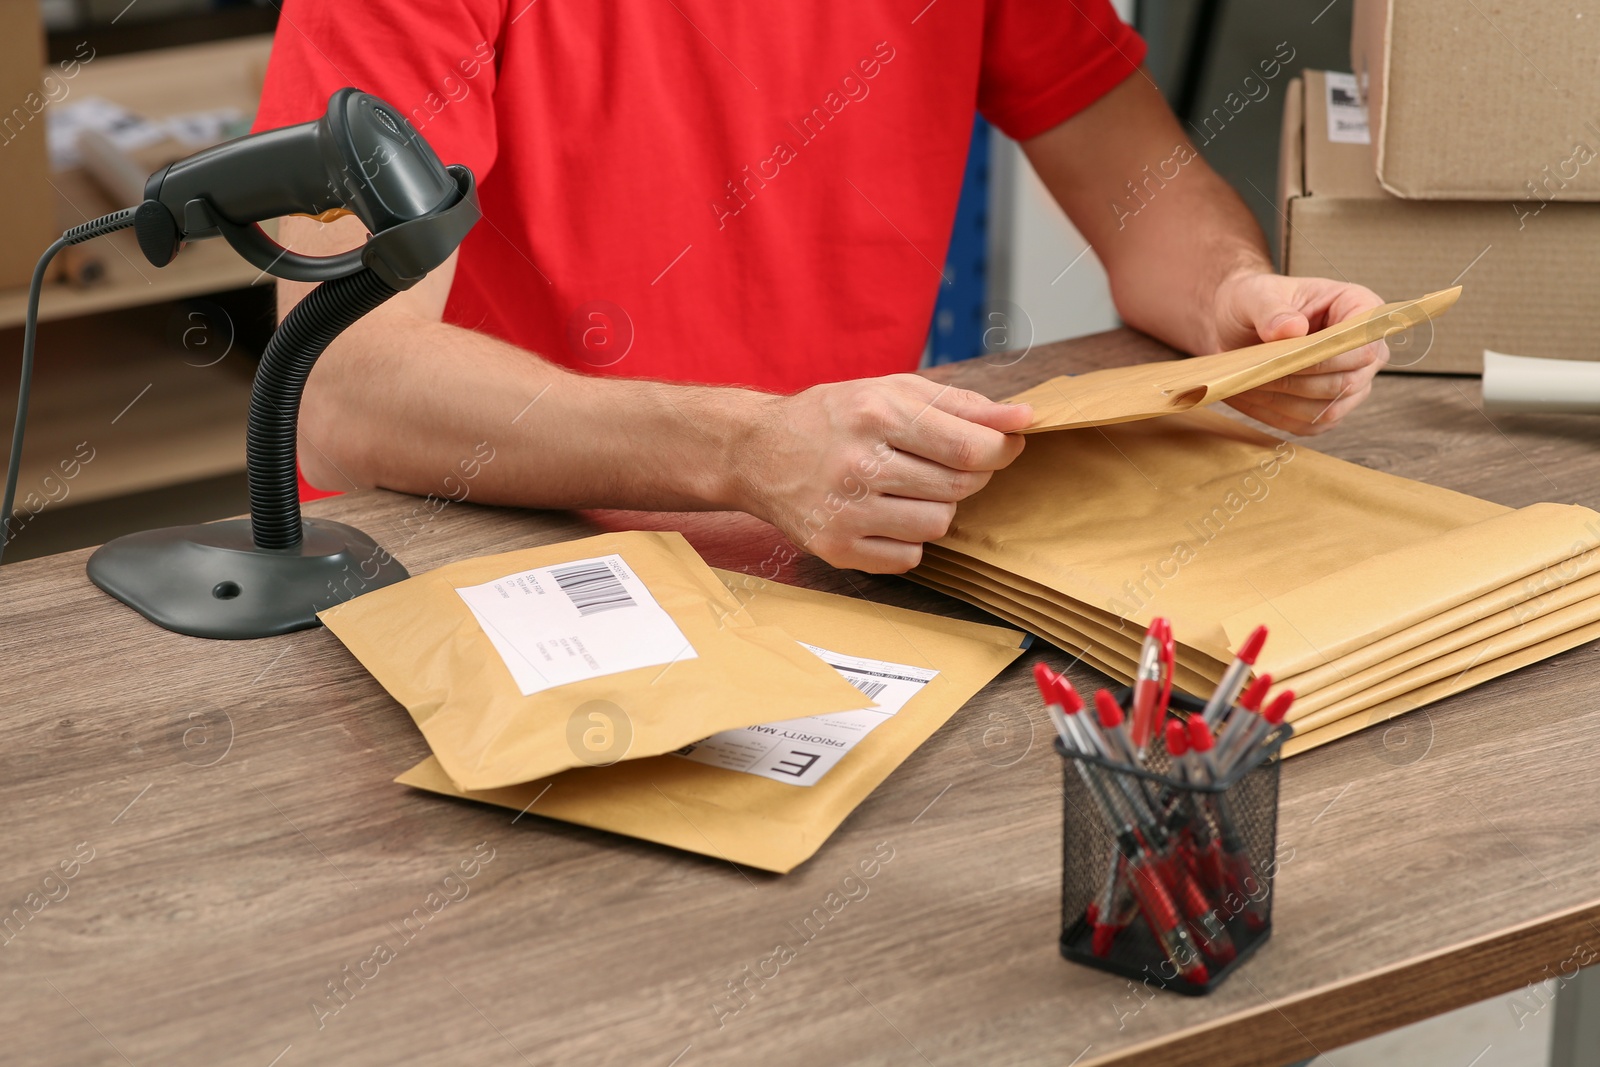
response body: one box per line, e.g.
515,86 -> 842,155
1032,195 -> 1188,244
987,0 -> 1132,354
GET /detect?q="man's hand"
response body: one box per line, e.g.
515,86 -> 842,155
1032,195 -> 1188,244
1020,72 -> 1389,437
734,374 -> 1032,573
1211,271 -> 1388,436
276,216 -> 1026,570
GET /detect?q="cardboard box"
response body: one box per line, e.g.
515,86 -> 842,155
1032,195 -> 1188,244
1352,0 -> 1600,201
0,3 -> 58,290
1280,71 -> 1600,374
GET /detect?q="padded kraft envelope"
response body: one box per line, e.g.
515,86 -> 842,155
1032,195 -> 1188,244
1284,617 -> 1600,757
913,408 -> 1600,755
923,406 -> 1507,662
920,547 -> 1229,679
1290,589 -> 1600,732
916,541 -> 1600,757
1219,503 -> 1600,681
908,567 -> 1164,688
397,571 -> 1027,874
1012,288 -> 1460,433
929,525 -> 1600,720
320,531 -> 874,790
912,553 -> 1222,695
1275,550 -> 1600,699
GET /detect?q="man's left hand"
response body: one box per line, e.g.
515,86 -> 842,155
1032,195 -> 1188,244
1210,271 -> 1388,436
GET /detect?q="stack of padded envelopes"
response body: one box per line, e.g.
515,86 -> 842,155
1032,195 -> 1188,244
910,288 -> 1600,755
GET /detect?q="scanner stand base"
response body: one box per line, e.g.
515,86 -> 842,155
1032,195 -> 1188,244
86,517 -> 407,640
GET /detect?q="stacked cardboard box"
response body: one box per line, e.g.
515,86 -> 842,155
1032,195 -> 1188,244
1279,72 -> 1600,373
1276,0 -> 1600,374
1351,0 -> 1600,201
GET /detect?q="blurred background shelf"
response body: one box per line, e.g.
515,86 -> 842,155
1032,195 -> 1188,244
0,296 -> 263,562
2,25 -> 275,562
0,35 -> 274,331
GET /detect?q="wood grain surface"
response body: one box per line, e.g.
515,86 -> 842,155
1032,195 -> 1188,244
4,328 -> 1600,1067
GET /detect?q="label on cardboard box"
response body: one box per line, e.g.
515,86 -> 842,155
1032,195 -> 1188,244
1325,72 -> 1370,145
671,643 -> 938,786
455,554 -> 697,696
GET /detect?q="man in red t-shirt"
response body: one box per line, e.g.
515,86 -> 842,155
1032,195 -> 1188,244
259,1 -> 1385,573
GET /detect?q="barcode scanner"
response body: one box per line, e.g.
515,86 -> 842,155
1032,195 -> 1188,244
135,88 -> 474,289
2,89 -> 481,639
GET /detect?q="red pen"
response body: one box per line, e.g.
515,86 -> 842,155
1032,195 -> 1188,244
1187,716 -> 1272,930
1119,831 -> 1211,985
1222,689 -> 1295,775
1096,687 -> 1174,836
1163,852 -> 1237,964
1039,665 -> 1132,831
1033,662 -> 1081,747
1214,672 -> 1273,766
1157,722 -> 1236,964
1160,725 -> 1204,856
1055,676 -> 1123,772
1201,625 -> 1268,727
1089,855 -> 1137,956
1068,685 -> 1160,831
1165,724 -> 1227,903
1163,717 -> 1199,829
1155,620 -> 1175,719
1036,662 -> 1075,748
1094,688 -> 1141,766
1164,717 -> 1192,784
1130,618 -> 1174,749
1037,666 -> 1148,856
1185,716 -> 1227,787
1043,668 -> 1158,959
1043,670 -> 1117,770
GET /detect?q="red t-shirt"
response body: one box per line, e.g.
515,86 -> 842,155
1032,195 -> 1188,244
257,1 -> 1144,498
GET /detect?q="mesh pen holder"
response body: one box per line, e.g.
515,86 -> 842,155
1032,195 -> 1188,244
1057,687 -> 1287,995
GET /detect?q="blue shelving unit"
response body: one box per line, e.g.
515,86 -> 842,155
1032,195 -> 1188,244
926,116 -> 991,366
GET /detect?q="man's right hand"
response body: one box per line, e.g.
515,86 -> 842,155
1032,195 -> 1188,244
733,373 -> 1033,573
279,218 -> 1031,563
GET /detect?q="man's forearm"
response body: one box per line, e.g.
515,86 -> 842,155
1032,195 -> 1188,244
1095,155 -> 1273,356
275,215 -> 1036,574
298,311 -> 770,512
1025,67 -> 1391,438
1022,71 -> 1274,355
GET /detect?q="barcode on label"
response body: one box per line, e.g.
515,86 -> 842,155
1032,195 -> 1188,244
843,676 -> 888,701
550,561 -> 637,616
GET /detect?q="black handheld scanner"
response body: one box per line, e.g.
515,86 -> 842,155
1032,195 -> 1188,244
134,88 -> 480,291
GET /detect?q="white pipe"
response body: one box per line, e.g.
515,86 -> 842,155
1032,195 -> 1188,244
1482,350 -> 1600,415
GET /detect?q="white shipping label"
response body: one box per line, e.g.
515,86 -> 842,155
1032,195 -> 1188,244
671,643 -> 938,787
455,554 -> 696,697
1325,72 -> 1370,144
